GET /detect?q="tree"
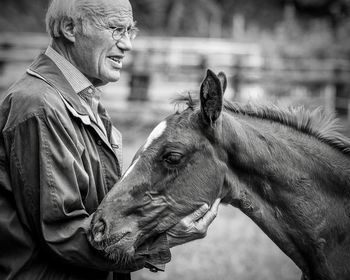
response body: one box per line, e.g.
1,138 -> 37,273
132,0 -> 222,37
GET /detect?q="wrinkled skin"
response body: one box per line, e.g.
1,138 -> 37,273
55,0 -> 134,86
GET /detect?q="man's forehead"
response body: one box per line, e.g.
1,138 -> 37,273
100,0 -> 133,21
100,0 -> 132,13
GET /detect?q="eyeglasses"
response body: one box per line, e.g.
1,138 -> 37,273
109,25 -> 139,41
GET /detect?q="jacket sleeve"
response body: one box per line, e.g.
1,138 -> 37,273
4,108 -> 144,272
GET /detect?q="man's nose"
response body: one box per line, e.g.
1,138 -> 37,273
116,35 -> 132,52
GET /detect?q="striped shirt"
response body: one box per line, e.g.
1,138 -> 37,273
45,46 -> 106,135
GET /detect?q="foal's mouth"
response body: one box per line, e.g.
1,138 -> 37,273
88,230 -> 134,258
89,231 -> 164,264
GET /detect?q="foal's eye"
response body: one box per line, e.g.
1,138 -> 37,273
163,152 -> 183,165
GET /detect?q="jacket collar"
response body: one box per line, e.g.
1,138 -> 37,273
28,53 -> 89,116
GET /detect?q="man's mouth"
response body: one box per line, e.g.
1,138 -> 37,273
108,56 -> 123,68
109,56 -> 121,63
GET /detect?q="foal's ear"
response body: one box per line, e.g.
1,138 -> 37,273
217,71 -> 227,93
200,69 -> 225,125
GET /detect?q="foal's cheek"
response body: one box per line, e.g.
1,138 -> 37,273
199,165 -> 224,199
149,162 -> 178,188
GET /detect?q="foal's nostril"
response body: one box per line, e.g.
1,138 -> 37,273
92,218 -> 107,242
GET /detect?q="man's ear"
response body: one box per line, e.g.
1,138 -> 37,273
59,18 -> 76,43
200,69 -> 225,126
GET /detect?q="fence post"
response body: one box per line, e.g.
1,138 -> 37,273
128,50 -> 150,102
333,66 -> 348,117
231,56 -> 243,100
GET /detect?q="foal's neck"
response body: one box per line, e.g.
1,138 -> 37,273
220,113 -> 350,280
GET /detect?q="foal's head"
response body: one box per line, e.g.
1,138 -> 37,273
89,70 -> 228,260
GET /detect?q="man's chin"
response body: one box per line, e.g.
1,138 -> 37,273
107,70 -> 121,82
95,70 -> 120,85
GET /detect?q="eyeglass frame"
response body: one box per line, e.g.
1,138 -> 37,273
108,22 -> 139,41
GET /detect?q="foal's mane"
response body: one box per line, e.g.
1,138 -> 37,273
174,93 -> 350,155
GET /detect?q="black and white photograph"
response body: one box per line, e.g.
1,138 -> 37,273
0,0 -> 350,279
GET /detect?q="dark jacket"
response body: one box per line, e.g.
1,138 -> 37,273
0,53 -> 131,280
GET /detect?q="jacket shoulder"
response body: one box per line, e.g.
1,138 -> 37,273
1,72 -> 65,131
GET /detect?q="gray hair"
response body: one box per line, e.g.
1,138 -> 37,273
45,0 -> 109,38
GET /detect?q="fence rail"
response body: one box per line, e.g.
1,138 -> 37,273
1,32 -> 350,78
1,32 -> 350,119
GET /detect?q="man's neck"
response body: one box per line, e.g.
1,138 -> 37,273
51,39 -> 77,69
50,39 -> 104,87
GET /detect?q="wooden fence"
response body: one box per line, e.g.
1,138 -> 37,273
1,32 -> 350,120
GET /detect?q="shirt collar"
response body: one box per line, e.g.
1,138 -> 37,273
77,86 -> 102,106
45,45 -> 92,94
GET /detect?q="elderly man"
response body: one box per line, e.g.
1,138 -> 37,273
0,0 -> 220,279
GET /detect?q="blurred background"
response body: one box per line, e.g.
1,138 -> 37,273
1,0 -> 350,279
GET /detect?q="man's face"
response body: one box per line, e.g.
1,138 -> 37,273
72,0 -> 134,86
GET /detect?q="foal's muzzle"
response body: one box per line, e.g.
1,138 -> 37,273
90,215 -> 108,243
